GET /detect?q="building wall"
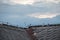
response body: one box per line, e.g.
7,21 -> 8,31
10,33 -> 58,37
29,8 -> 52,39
31,26 -> 60,40
0,24 -> 60,40
0,25 -> 31,40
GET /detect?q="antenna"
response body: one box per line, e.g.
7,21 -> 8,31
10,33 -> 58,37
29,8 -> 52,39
24,22 -> 26,27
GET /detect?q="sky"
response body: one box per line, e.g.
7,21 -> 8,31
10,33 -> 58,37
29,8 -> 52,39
0,0 -> 60,27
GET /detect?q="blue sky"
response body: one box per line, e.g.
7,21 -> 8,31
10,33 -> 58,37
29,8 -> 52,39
0,0 -> 60,27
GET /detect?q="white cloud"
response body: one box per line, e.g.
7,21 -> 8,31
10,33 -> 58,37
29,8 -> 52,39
28,13 -> 59,18
41,0 -> 60,4
10,0 -> 35,5
1,0 -> 60,5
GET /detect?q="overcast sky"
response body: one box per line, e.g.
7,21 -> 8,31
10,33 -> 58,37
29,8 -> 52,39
0,0 -> 60,27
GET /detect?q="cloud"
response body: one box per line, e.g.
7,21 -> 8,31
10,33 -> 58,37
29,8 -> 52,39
9,0 -> 34,5
0,0 -> 60,5
0,0 -> 60,26
0,0 -> 34,5
27,13 -> 60,18
40,0 -> 60,4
